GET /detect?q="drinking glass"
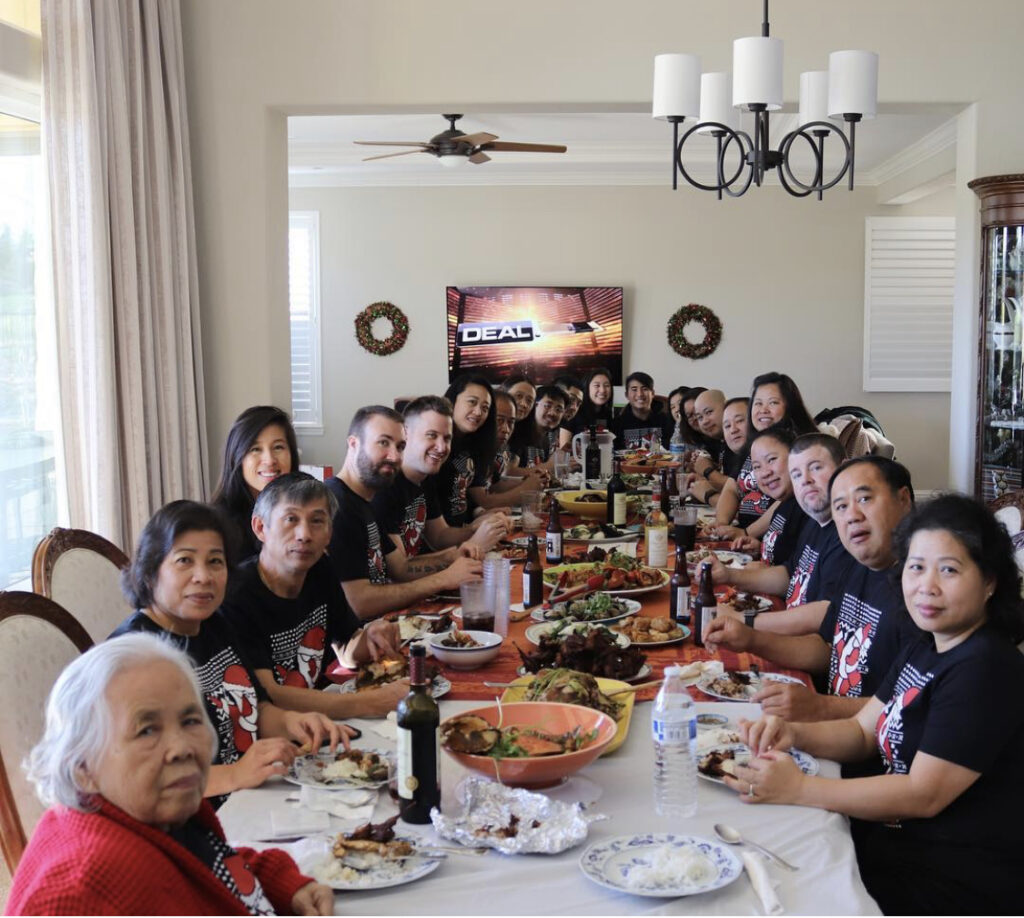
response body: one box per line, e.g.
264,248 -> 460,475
460,580 -> 495,632
553,450 -> 571,485
521,491 -> 544,533
673,506 -> 698,552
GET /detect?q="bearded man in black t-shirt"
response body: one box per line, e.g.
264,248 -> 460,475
705,456 -> 921,723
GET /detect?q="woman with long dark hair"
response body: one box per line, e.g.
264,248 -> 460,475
727,494 -> 1024,915
211,405 -> 300,557
440,374 -> 498,525
569,367 -> 616,434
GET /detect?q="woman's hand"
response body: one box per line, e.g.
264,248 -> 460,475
725,750 -> 805,805
346,619 -> 402,665
710,524 -> 745,541
291,880 -> 334,916
228,738 -> 297,790
739,715 -> 795,756
282,710 -> 351,754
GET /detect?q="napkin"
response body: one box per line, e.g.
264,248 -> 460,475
678,659 -> 724,681
298,785 -> 379,821
269,803 -> 331,839
742,851 -> 783,915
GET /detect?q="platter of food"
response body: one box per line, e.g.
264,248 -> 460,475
686,549 -> 753,571
524,620 -> 631,649
390,612 -> 455,643
717,589 -> 774,614
530,593 -> 641,625
311,818 -> 442,890
697,670 -> 804,702
610,616 -> 689,646
565,522 -> 641,543
492,541 -> 527,563
285,748 -> 390,790
543,556 -> 668,596
501,669 -> 633,755
697,742 -> 819,785
578,834 -> 743,898
334,656 -> 451,698
516,624 -> 648,682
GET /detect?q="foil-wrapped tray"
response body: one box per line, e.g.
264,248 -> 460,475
431,777 -> 606,855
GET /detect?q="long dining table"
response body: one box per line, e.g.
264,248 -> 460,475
217,501 -> 879,914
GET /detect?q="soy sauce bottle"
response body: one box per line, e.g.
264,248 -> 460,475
395,645 -> 440,823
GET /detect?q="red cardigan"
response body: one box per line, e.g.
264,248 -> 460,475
6,798 -> 314,915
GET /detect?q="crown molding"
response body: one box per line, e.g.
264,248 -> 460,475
860,116 -> 958,186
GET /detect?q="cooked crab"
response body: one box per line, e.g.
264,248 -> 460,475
440,714 -> 500,754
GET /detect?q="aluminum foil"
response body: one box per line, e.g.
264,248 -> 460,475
430,777 -> 607,855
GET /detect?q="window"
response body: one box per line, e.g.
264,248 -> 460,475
0,11 -> 63,588
863,216 -> 955,392
288,210 -> 322,432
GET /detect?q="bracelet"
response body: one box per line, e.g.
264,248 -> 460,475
702,466 -> 715,480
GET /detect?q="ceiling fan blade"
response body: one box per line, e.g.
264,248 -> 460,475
468,152 -> 491,164
361,150 -> 429,162
353,140 -> 433,148
457,131 -> 499,146
483,141 -> 567,153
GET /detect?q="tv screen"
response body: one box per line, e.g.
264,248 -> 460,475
446,286 -> 623,385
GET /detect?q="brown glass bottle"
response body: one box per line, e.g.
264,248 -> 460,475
545,495 -> 563,564
669,544 -> 691,625
659,467 -> 672,515
395,644 -> 440,823
522,534 -> 543,608
692,561 -> 716,648
606,458 -> 627,526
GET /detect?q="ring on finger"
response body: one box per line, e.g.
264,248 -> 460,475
748,782 -> 756,797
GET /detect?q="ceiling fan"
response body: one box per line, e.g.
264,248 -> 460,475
354,114 -> 567,167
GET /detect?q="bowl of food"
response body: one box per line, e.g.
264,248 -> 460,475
440,701 -> 616,788
427,630 -> 502,670
555,490 -> 609,520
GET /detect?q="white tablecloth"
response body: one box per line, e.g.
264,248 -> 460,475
218,700 -> 880,915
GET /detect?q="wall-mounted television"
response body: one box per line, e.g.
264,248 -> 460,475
446,286 -> 623,385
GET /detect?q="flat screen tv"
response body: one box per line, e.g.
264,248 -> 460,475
446,286 -> 623,385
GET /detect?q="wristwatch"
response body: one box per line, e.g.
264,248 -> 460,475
743,610 -> 759,628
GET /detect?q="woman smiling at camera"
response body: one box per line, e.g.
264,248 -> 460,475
6,633 -> 332,916
727,494 -> 1024,915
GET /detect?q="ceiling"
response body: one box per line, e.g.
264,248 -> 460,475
288,110 -> 958,198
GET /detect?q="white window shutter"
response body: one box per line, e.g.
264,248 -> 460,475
288,211 -> 322,430
863,216 -> 955,392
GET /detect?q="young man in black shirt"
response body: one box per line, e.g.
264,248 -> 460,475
705,456 -> 920,722
221,473 -> 408,717
326,405 -> 482,620
609,371 -> 674,449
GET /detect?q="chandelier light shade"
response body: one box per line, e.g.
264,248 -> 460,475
652,0 -> 878,200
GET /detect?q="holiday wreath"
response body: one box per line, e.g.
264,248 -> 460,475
667,303 -> 722,359
355,301 -> 410,356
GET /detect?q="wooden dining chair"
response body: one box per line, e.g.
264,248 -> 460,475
0,592 -> 93,873
31,527 -> 132,643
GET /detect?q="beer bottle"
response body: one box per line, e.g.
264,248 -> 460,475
522,534 -> 543,608
659,467 -> 672,516
606,458 -> 627,526
693,561 -> 716,648
669,543 -> 691,625
545,495 -> 563,564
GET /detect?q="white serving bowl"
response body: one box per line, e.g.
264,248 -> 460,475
428,630 -> 503,670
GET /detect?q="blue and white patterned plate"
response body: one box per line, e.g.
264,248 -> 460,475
698,742 -> 820,785
579,833 -> 742,897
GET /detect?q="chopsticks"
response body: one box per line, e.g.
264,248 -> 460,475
607,680 -> 662,695
544,572 -> 608,608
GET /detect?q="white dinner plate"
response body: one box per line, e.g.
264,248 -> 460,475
284,748 -> 390,790
697,671 -> 804,702
687,549 -> 753,570
524,620 -> 632,648
312,851 -> 441,890
578,833 -> 743,898
529,596 -> 641,624
717,594 -> 774,615
337,674 -> 451,699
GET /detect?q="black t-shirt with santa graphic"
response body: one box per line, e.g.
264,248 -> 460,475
325,475 -> 395,584
857,625 -> 1024,910
609,405 -> 675,450
783,517 -> 846,608
759,496 -> 806,567
735,452 -> 774,528
817,559 -> 921,699
371,470 -> 443,558
108,611 -> 269,780
437,450 -> 476,526
221,555 -> 361,690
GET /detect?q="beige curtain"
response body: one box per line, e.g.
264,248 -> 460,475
42,0 -> 207,552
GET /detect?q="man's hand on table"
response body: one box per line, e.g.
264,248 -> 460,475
703,616 -> 754,653
350,678 -> 408,716
753,681 -> 824,721
729,534 -> 761,554
437,554 -> 483,590
470,513 -> 509,548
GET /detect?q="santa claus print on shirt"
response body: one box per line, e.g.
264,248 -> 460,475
786,545 -> 816,607
876,662 -> 931,773
400,497 -> 429,556
206,662 -> 260,757
826,592 -> 884,696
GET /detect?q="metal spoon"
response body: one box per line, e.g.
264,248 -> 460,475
713,823 -> 798,871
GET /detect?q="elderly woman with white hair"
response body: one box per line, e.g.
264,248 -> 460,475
6,633 -> 333,915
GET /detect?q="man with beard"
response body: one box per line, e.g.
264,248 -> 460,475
372,396 -> 506,574
708,434 -> 847,620
705,456 -> 920,722
326,405 -> 482,620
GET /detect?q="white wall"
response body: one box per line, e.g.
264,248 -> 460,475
291,182 -> 951,488
180,0 -> 1024,492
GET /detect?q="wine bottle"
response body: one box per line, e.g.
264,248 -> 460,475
644,476 -> 669,568
395,645 -> 440,824
606,459 -> 627,526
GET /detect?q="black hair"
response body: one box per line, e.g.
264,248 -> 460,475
575,367 -> 615,428
252,471 -> 339,523
553,375 -> 583,392
894,493 -> 1024,644
625,371 -> 654,390
751,422 -> 798,451
122,501 -> 237,609
497,374 -> 535,393
791,432 -> 846,467
211,406 -> 300,523
724,396 -> 750,411
403,395 -> 453,423
535,385 -> 567,407
348,404 -> 404,439
444,373 -> 497,473
828,455 -> 915,506
747,372 -> 817,441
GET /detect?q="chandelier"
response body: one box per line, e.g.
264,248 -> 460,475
652,0 -> 877,199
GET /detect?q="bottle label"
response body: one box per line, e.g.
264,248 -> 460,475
612,493 -> 627,525
396,724 -> 440,802
646,527 -> 668,568
523,571 -> 538,607
673,587 -> 691,623
652,716 -> 691,745
546,532 -> 562,560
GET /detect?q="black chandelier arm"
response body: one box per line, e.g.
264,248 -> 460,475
721,129 -> 756,197
777,120 -> 853,196
675,121 -> 751,193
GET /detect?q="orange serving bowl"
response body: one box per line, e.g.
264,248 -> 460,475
619,459 -> 680,475
440,701 -> 617,789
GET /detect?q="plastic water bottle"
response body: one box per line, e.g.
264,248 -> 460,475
651,664 -> 698,818
669,421 -> 686,455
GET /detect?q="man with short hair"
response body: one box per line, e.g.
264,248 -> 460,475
705,456 -> 920,722
221,473 -> 408,718
686,389 -> 730,503
372,396 -> 505,573
532,385 -> 567,462
326,405 -> 481,620
610,371 -> 674,448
